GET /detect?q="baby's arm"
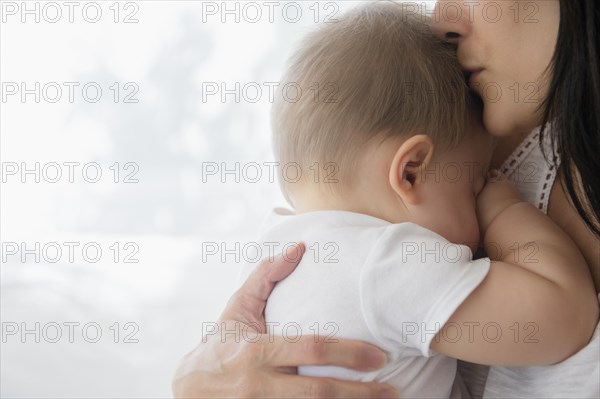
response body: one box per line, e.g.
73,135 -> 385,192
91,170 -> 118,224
430,173 -> 599,366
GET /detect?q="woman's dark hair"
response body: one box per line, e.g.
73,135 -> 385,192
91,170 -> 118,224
540,0 -> 600,236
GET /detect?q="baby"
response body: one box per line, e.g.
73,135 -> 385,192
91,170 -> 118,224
240,2 -> 598,397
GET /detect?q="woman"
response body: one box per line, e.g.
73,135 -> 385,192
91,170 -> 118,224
430,1 -> 599,397
173,1 -> 600,397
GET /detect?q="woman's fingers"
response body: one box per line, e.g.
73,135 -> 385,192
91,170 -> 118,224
221,243 -> 305,328
271,375 -> 399,399
253,242 -> 306,301
174,242 -> 393,399
266,335 -> 388,371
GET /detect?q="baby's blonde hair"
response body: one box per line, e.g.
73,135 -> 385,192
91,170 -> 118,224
272,1 -> 472,200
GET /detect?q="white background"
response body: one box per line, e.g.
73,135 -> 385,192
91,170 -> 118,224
0,1 -> 434,397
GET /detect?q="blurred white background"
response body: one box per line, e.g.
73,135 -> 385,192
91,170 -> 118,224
0,1 -> 434,397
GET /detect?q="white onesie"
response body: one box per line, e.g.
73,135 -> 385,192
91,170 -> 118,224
240,208 -> 490,398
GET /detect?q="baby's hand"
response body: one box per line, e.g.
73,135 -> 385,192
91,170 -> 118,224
476,170 -> 523,234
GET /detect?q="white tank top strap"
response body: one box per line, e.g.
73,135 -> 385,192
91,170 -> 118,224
499,126 -> 559,215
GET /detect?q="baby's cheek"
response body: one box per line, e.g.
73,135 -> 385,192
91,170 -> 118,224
467,222 -> 481,254
459,212 -> 481,252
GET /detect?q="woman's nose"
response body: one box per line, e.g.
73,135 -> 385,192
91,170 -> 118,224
430,1 -> 472,44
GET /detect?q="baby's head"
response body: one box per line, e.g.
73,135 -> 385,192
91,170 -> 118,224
272,2 -> 493,249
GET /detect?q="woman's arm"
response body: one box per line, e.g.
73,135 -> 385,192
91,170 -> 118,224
172,245 -> 397,399
431,174 -> 599,366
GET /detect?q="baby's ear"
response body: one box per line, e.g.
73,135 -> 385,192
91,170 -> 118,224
388,134 -> 434,205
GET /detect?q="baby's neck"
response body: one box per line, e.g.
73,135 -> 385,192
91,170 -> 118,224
289,143 -> 410,223
291,185 -> 406,224
293,196 -> 364,216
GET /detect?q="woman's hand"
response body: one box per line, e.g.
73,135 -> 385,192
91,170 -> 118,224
172,243 -> 398,398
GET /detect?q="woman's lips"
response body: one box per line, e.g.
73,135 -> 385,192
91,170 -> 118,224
466,69 -> 483,87
469,70 -> 482,84
460,62 -> 484,87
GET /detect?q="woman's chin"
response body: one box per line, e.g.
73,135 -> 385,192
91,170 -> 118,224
482,103 -> 540,138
